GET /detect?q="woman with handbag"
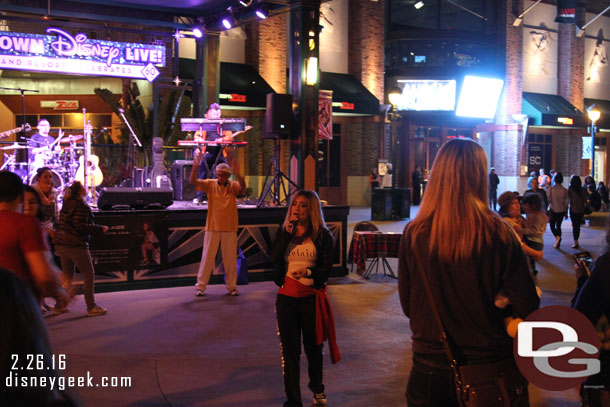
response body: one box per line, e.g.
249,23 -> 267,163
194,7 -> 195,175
271,190 -> 339,407
397,139 -> 540,407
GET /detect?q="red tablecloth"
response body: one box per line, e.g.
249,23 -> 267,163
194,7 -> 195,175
349,231 -> 402,275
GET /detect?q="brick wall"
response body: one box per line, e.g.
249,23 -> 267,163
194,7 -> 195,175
557,6 -> 585,111
245,14 -> 287,93
555,130 -> 584,178
348,0 -> 385,102
345,121 -> 380,176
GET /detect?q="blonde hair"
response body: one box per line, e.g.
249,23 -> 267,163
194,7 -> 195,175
407,139 -> 512,263
282,190 -> 327,241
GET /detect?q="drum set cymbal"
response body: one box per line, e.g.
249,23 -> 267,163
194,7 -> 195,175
59,135 -> 84,143
0,143 -> 31,150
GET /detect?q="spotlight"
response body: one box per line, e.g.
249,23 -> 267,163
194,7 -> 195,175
222,17 -> 233,29
255,3 -> 268,20
192,27 -> 203,38
414,1 -> 424,9
239,0 -> 250,6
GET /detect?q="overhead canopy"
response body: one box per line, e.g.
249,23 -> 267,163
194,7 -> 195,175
320,72 -> 380,116
584,98 -> 610,130
523,92 -> 587,128
179,59 -> 275,109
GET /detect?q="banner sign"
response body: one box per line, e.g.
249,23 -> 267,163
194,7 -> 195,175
555,0 -> 576,24
0,28 -> 165,82
40,100 -> 79,110
319,90 -> 333,140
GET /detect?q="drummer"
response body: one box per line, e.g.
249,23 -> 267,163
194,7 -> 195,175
27,118 -> 63,165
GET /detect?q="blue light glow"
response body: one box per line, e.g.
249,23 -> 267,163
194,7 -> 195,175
455,75 -> 504,119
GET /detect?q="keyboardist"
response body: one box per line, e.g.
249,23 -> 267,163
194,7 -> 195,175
193,103 -> 232,204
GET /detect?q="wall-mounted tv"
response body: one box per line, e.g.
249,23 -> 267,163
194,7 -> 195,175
455,75 -> 504,119
395,79 -> 456,111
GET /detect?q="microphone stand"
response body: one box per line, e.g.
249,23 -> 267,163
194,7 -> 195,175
118,108 -> 142,188
0,86 -> 38,180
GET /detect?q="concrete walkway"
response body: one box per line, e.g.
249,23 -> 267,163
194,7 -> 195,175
44,207 -> 608,407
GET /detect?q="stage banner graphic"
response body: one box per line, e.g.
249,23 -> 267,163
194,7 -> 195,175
319,90 -> 333,140
555,0 -> 576,24
90,213 -> 168,273
0,28 -> 165,82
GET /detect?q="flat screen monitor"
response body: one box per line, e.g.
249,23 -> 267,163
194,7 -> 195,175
455,75 -> 504,119
395,79 -> 456,111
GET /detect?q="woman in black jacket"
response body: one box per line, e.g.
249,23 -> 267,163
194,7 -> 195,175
271,190 -> 338,407
54,182 -> 108,317
568,175 -> 588,248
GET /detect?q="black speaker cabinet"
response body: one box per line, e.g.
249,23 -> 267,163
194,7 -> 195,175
371,188 -> 393,221
391,188 -> 411,219
98,187 -> 173,210
264,93 -> 293,139
171,160 -> 196,201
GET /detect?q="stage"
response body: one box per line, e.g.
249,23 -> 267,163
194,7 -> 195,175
85,200 -> 350,292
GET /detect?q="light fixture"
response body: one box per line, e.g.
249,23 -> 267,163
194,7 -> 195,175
192,27 -> 203,38
239,0 -> 251,6
222,16 -> 233,29
305,57 -> 318,85
588,109 -> 601,123
255,3 -> 268,19
512,0 -> 542,27
575,4 -> 610,37
414,1 -> 424,9
388,86 -> 402,107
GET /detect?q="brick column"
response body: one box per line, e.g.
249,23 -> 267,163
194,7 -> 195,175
493,0 -> 523,177
557,10 -> 585,111
245,15 -> 288,94
347,0 -> 385,102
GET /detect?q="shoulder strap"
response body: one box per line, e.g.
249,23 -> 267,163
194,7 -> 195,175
412,254 -> 460,371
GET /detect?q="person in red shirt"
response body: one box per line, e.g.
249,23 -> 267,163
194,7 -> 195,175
0,171 -> 68,306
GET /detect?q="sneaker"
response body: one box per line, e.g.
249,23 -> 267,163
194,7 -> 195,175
195,288 -> 205,297
87,305 -> 108,317
313,393 -> 327,406
572,241 -> 579,249
53,305 -> 70,315
192,198 -> 200,205
228,289 -> 240,296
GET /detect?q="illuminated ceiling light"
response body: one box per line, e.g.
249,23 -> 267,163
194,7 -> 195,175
306,57 -> 318,85
222,16 -> 233,29
239,0 -> 251,6
192,27 -> 203,38
414,1 -> 424,9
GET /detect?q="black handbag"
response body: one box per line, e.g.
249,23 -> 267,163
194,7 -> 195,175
412,255 -> 529,407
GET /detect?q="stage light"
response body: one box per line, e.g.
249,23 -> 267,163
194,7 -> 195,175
192,27 -> 203,38
306,57 -> 318,85
455,75 -> 504,119
239,0 -> 250,6
255,3 -> 268,19
222,17 -> 233,29
414,1 -> 424,9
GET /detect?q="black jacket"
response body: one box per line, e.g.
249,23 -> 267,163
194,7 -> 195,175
54,198 -> 105,248
271,226 -> 334,290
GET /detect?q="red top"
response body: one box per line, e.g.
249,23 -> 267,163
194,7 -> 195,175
0,211 -> 46,292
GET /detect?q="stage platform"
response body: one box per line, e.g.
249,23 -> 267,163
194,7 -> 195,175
85,200 -> 349,292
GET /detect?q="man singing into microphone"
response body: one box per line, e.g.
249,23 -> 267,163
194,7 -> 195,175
190,157 -> 245,297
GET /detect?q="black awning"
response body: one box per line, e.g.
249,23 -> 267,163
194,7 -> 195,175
179,58 -> 275,108
320,72 -> 380,115
585,98 -> 610,129
522,92 -> 587,127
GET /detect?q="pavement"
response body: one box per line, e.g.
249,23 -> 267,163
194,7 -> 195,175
41,206 -> 609,407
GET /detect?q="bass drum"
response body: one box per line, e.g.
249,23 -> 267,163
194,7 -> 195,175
29,168 -> 64,192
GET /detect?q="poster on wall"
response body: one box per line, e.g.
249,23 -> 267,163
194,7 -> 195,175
583,11 -> 610,99
90,214 -> 168,273
319,90 -> 333,140
522,2 -> 559,93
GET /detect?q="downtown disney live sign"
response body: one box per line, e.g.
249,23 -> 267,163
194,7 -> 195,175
0,28 -> 165,82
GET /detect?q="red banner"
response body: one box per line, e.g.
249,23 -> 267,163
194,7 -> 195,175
319,90 -> 333,140
554,0 -> 576,24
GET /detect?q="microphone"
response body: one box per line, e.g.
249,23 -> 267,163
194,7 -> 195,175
290,214 -> 299,232
93,128 -> 106,141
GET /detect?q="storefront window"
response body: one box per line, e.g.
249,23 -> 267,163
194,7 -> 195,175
526,133 -> 552,175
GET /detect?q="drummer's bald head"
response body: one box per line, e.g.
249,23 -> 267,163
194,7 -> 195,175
37,119 -> 49,127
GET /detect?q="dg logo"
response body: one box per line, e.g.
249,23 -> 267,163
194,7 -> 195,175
514,305 -> 600,391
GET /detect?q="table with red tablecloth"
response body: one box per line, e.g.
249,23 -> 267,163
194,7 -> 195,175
348,231 -> 402,278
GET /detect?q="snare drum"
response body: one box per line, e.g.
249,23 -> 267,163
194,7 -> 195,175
30,168 -> 64,191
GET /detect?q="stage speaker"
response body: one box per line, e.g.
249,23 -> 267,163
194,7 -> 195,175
264,93 -> 293,139
371,189 -> 392,221
171,160 -> 196,201
98,187 -> 173,210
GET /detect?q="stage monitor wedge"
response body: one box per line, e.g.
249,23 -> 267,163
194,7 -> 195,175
264,93 -> 294,139
98,187 -> 173,210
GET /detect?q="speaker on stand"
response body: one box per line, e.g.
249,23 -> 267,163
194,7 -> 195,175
257,93 -> 299,207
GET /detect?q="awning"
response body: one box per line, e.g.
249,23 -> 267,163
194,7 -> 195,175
179,58 -> 275,109
320,72 -> 380,116
522,92 -> 587,128
584,98 -> 610,130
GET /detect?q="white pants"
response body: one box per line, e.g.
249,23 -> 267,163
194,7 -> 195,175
196,231 -> 237,291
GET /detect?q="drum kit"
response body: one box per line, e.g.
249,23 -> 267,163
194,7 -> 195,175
0,134 -> 84,191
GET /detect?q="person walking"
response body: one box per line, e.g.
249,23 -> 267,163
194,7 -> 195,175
489,167 -> 500,210
568,175 -> 588,249
271,190 -> 339,407
190,158 -> 245,297
53,181 -> 108,316
546,172 -> 569,249
523,177 -> 548,214
397,139 -> 539,406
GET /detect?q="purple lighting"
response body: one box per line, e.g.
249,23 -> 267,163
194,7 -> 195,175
222,18 -> 232,29
192,28 -> 203,38
255,9 -> 267,19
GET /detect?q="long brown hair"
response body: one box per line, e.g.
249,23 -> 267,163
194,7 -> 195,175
282,190 -> 327,241
407,139 -> 512,263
